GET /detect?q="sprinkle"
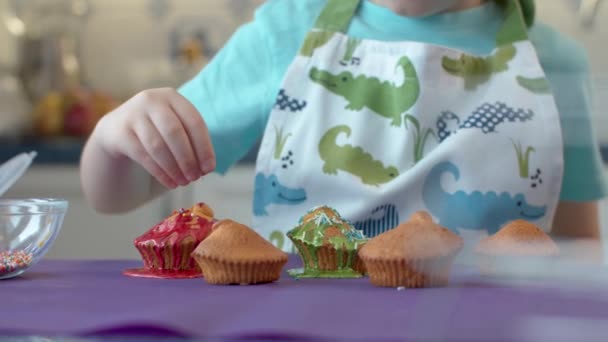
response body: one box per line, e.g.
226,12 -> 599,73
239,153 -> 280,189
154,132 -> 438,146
0,250 -> 33,275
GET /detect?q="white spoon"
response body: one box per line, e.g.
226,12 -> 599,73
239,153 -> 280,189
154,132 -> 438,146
0,151 -> 37,197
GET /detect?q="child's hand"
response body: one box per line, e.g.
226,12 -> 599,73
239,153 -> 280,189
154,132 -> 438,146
93,88 -> 215,189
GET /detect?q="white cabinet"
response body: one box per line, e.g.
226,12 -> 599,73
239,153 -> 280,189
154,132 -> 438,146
4,164 -> 257,260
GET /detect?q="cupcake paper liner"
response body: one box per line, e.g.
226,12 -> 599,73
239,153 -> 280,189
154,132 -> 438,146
192,255 -> 287,285
362,254 -> 457,288
136,240 -> 200,272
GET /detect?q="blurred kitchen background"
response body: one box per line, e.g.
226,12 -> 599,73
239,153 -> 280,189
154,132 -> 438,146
0,0 -> 606,261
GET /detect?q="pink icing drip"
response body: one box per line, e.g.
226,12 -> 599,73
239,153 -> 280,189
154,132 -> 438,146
134,206 -> 216,275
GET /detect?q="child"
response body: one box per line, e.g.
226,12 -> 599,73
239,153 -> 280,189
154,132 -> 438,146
80,0 -> 607,253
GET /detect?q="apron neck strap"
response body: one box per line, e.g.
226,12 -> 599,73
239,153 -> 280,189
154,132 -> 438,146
313,0 -> 528,45
495,0 -> 529,45
313,0 -> 360,32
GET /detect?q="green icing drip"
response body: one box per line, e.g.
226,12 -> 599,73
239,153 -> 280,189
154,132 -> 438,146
308,245 -> 319,269
335,247 -> 344,269
329,235 -> 350,252
287,268 -> 363,279
346,250 -> 355,270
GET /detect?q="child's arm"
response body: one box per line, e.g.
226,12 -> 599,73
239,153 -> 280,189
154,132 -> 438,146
552,201 -> 604,263
527,24 -> 606,245
80,88 -> 216,214
80,0 -> 299,213
552,201 -> 601,239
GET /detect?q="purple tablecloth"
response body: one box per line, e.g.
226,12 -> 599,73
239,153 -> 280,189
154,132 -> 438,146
2,256 -> 608,341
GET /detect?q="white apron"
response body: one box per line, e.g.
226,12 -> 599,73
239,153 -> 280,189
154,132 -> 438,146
253,0 -> 563,252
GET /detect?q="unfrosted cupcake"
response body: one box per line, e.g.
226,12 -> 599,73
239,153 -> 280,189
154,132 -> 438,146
359,211 -> 463,288
124,203 -> 215,279
409,210 -> 434,224
474,219 -> 559,276
191,219 -> 288,285
287,206 -> 368,278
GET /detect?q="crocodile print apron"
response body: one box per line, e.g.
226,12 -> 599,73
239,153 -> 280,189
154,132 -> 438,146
253,0 -> 563,252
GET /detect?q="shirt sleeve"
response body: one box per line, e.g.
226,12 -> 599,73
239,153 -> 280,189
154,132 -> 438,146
530,23 -> 608,202
178,8 -> 278,174
179,0 -> 323,174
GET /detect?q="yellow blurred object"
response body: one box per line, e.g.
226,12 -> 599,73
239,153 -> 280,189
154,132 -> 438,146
180,38 -> 204,65
31,88 -> 117,139
32,92 -> 65,137
90,92 -> 118,120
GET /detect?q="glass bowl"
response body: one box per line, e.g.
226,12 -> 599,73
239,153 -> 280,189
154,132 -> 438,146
0,198 -> 68,279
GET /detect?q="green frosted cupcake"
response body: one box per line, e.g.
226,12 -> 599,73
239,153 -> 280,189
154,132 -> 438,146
287,206 -> 368,278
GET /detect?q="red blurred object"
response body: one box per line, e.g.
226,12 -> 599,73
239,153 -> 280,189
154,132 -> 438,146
63,102 -> 94,137
32,88 -> 118,139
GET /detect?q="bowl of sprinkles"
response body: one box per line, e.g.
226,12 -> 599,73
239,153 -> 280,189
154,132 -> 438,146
0,199 -> 68,279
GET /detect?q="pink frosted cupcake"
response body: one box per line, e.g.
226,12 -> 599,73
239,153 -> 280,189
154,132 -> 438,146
124,203 -> 215,279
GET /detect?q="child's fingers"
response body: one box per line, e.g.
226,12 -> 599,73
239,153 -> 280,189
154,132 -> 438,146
123,129 -> 178,189
148,109 -> 201,182
133,116 -> 189,186
168,93 -> 216,174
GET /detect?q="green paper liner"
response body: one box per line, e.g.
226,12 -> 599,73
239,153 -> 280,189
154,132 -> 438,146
289,241 -> 366,279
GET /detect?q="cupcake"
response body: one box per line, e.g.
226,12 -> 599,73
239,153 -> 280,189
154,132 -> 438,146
287,206 -> 368,279
474,219 -> 559,276
359,211 -> 463,288
123,202 -> 215,279
409,210 -> 434,224
192,219 -> 288,285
